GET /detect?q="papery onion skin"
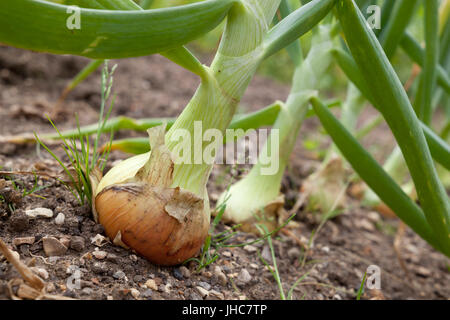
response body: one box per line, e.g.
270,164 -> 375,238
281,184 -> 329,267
96,183 -> 209,266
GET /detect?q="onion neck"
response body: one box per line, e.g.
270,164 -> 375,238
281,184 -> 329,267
165,0 -> 282,197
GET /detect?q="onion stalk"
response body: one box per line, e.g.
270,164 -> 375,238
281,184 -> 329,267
93,0 -> 283,265
217,24 -> 335,232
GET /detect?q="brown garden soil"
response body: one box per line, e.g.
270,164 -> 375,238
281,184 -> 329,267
0,45 -> 449,300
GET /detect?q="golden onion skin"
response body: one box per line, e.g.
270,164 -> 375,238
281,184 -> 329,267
96,183 -> 209,266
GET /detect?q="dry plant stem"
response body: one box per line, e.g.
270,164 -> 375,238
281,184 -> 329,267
0,238 -> 44,291
393,221 -> 410,279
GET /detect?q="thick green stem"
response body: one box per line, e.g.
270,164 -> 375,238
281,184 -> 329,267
164,0 -> 281,196
218,26 -> 334,222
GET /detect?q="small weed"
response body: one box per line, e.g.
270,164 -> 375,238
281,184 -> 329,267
35,61 -> 116,206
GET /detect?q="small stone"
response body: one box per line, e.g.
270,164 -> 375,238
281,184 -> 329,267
367,211 -> 380,222
42,236 -> 68,257
31,267 -> 49,280
261,246 -> 272,263
179,266 -> 191,278
130,288 -> 140,299
113,270 -> 126,280
415,266 -> 432,277
198,281 -> 211,291
173,268 -> 183,280
70,236 -> 85,252
196,286 -> 209,298
333,294 -> 342,300
133,275 -> 143,283
209,290 -> 224,300
321,246 -> 330,253
106,253 -> 119,263
46,282 -> 56,293
163,283 -> 172,294
249,263 -> 258,269
222,251 -> 232,258
213,266 -> 227,286
9,211 -> 29,232
107,295 -> 113,300
287,247 -> 302,260
355,218 -> 375,231
238,295 -> 247,300
142,289 -> 153,298
129,254 -> 138,262
13,236 -> 35,246
243,245 -> 257,253
237,268 -> 252,285
145,279 -> 158,291
92,250 -> 107,260
82,288 -> 93,295
54,213 -> 65,225
92,262 -> 108,275
25,207 -> 53,218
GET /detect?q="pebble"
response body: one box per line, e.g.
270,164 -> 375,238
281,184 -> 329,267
261,245 -> 272,263
92,262 -> 108,275
25,207 -> 53,218
145,279 -> 158,291
82,288 -> 93,295
31,267 -> 49,280
42,236 -> 68,257
113,270 -> 126,280
179,266 -> 191,278
142,289 -> 153,298
196,286 -> 209,298
173,268 -> 184,280
415,266 -> 432,277
198,281 -> 211,291
209,290 -> 224,300
106,253 -> 119,263
130,288 -> 140,299
92,250 -> 107,260
237,268 -> 252,285
287,247 -> 302,260
249,263 -> 259,269
46,282 -> 56,293
13,236 -> 35,246
243,245 -> 258,253
213,266 -> 227,286
321,246 -> 330,253
222,251 -> 232,258
70,236 -> 85,252
54,213 -> 65,225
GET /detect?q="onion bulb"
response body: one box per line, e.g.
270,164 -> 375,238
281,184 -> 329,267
92,125 -> 210,266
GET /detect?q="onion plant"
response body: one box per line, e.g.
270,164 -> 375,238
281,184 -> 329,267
0,0 -> 337,265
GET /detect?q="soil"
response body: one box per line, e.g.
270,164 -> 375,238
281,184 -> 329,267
0,44 -> 449,300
